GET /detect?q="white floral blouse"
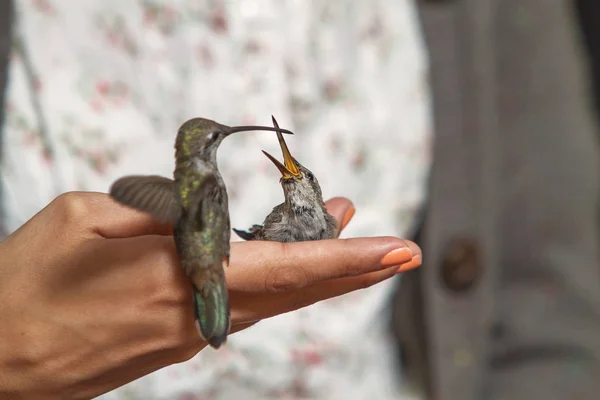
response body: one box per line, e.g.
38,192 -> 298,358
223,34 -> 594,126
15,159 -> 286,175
2,1 -> 431,399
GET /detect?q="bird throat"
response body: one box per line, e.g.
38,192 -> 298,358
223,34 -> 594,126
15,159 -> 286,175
282,189 -> 326,228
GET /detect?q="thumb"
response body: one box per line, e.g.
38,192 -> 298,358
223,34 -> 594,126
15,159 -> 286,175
324,197 -> 355,236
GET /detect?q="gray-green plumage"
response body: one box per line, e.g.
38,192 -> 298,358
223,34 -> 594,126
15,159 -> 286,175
109,118 -> 293,349
234,117 -> 337,242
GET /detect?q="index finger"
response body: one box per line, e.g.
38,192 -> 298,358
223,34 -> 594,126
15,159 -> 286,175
227,237 -> 421,293
45,192 -> 174,239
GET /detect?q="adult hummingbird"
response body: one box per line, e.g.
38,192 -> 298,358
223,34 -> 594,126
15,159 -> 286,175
233,116 -> 337,242
109,118 -> 294,349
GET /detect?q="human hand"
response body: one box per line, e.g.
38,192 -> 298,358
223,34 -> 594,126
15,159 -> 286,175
0,193 -> 421,400
226,196 -> 422,325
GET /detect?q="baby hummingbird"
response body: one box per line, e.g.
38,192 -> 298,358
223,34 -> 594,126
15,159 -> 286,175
234,116 -> 337,242
109,118 -> 293,349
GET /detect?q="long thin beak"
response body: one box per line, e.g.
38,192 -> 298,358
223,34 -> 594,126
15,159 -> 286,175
262,150 -> 295,179
262,116 -> 301,179
224,124 -> 294,136
271,116 -> 300,176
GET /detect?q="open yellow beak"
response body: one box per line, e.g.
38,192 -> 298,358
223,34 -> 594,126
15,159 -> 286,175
262,116 -> 301,179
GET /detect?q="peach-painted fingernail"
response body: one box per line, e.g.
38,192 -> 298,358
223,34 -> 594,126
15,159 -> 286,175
380,247 -> 413,267
397,255 -> 422,273
341,206 -> 355,229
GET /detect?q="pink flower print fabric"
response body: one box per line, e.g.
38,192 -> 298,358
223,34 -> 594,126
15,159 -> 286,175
3,1 -> 431,399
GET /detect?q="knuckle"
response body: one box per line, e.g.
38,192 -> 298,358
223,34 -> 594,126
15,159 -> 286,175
264,264 -> 309,293
146,239 -> 187,301
161,333 -> 191,357
158,306 -> 196,350
339,240 -> 362,277
153,275 -> 190,305
53,192 -> 91,225
343,262 -> 364,278
165,324 -> 192,349
148,237 -> 182,289
262,242 -> 312,293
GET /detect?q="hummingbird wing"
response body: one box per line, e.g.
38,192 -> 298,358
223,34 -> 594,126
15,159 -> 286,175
109,175 -> 181,224
262,204 -> 285,226
232,203 -> 286,241
186,174 -> 219,232
232,226 -> 261,241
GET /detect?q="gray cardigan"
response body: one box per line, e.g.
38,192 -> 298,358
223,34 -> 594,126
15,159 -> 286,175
392,1 -> 600,399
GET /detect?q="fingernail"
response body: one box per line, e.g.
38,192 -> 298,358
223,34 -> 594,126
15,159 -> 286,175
340,206 -> 355,230
405,240 -> 421,259
380,247 -> 413,267
396,255 -> 422,273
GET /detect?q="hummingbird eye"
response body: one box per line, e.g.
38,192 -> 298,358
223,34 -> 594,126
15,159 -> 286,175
206,131 -> 218,144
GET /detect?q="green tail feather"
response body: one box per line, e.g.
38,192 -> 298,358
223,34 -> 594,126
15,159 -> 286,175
193,279 -> 231,349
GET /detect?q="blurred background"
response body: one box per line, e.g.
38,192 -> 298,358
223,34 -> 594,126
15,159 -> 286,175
0,1 -> 598,399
